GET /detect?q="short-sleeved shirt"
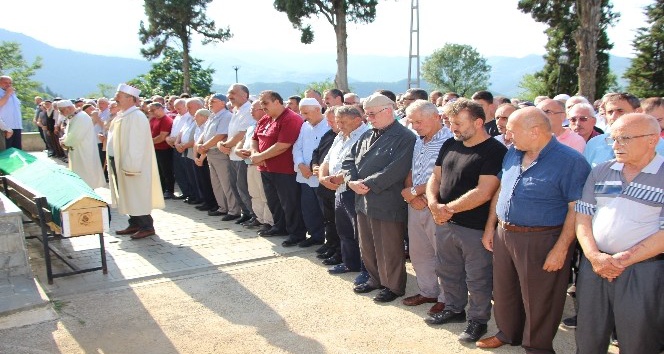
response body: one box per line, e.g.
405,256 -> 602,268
496,138 -> 591,226
149,115 -> 173,150
199,109 -> 232,148
436,137 -> 507,229
412,127 -> 452,187
556,128 -> 586,154
576,154 -> 664,254
252,108 -> 303,174
228,101 -> 254,161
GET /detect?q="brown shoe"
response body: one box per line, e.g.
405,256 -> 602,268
427,302 -> 446,316
130,229 -> 155,240
116,226 -> 140,235
476,336 -> 506,349
402,294 -> 438,306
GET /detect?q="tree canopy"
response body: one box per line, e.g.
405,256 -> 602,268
624,0 -> 664,97
274,0 -> 378,92
518,0 -> 618,100
128,47 -> 214,97
0,41 -> 44,131
139,0 -> 231,94
421,44 -> 491,97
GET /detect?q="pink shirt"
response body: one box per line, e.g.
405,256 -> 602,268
556,128 -> 586,154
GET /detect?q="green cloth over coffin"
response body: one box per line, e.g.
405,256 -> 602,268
6,156 -> 105,226
0,148 -> 37,174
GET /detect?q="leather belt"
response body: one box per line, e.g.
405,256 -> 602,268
498,220 -> 562,233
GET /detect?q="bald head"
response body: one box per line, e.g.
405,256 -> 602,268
612,113 -> 660,136
506,107 -> 553,153
516,107 -> 552,132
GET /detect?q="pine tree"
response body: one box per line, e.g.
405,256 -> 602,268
624,0 -> 664,97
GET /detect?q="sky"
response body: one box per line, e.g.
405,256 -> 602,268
2,0 -> 653,61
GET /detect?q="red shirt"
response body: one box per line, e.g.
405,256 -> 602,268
150,115 -> 173,150
252,108 -> 303,174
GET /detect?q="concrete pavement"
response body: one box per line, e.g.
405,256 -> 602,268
0,152 -> 612,353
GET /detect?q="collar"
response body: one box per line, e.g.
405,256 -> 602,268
610,153 -> 664,174
121,106 -> 140,116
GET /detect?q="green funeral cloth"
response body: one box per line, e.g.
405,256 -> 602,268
2,151 -> 105,226
0,148 -> 37,174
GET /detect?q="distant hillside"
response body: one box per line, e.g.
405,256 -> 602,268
1,28 -> 631,99
0,29 -> 150,98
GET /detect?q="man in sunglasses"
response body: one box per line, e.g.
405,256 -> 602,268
568,103 -> 601,142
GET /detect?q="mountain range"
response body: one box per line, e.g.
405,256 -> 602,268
0,28 -> 631,99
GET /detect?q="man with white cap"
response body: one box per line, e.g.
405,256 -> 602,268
342,93 -> 416,303
0,76 -> 23,149
56,100 -> 105,189
108,83 -> 165,240
292,97 -> 329,247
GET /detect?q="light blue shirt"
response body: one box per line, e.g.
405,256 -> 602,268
0,89 -> 22,129
324,123 -> 369,195
584,133 -> 664,167
293,119 -> 330,186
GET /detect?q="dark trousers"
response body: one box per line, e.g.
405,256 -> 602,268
5,129 -> 22,149
183,157 -> 202,200
47,130 -> 65,157
493,226 -> 572,354
356,212 -> 406,295
128,215 -> 154,231
300,184 -> 325,241
228,160 -> 252,216
576,256 -> 664,354
155,148 -> 175,193
109,156 -> 153,231
261,171 -> 306,239
173,149 -> 193,197
194,161 -> 217,208
317,186 -> 339,252
335,190 -> 360,271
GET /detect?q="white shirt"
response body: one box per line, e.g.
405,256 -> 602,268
227,101 -> 254,161
293,119 -> 330,186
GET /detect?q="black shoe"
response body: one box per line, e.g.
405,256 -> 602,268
258,223 -> 272,232
163,192 -> 175,199
562,315 -> 577,329
186,198 -> 203,205
373,288 -> 400,303
174,194 -> 188,200
316,249 -> 336,259
221,214 -> 240,221
424,309 -> 466,325
258,227 -> 288,237
353,283 -> 381,294
322,253 -> 342,265
207,210 -> 226,216
458,320 -> 487,342
235,214 -> 252,224
242,218 -> 262,227
315,244 -> 329,254
282,237 -> 304,247
298,238 -> 324,248
196,204 -> 216,211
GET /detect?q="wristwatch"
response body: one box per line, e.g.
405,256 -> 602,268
410,187 -> 417,196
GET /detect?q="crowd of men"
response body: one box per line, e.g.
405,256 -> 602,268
6,78 -> 663,354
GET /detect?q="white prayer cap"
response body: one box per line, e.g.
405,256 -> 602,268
299,97 -> 321,108
116,83 -> 141,98
56,100 -> 74,108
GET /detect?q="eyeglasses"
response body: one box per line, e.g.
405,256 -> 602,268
364,107 -> 388,118
568,116 -> 591,123
605,134 -> 655,146
542,109 -> 564,115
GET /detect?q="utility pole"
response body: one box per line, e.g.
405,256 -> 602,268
407,0 -> 420,89
232,66 -> 240,83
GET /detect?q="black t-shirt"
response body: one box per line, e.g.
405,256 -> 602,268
435,137 -> 507,230
484,119 -> 500,137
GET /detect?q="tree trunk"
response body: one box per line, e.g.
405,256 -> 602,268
334,3 -> 349,92
181,39 -> 191,95
575,0 -> 600,101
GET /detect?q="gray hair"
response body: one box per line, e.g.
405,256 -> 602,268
195,108 -> 212,118
186,97 -> 205,108
334,105 -> 363,119
567,102 -> 596,117
405,99 -> 438,118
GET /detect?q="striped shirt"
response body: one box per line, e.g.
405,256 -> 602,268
576,154 -> 664,254
412,127 -> 453,186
